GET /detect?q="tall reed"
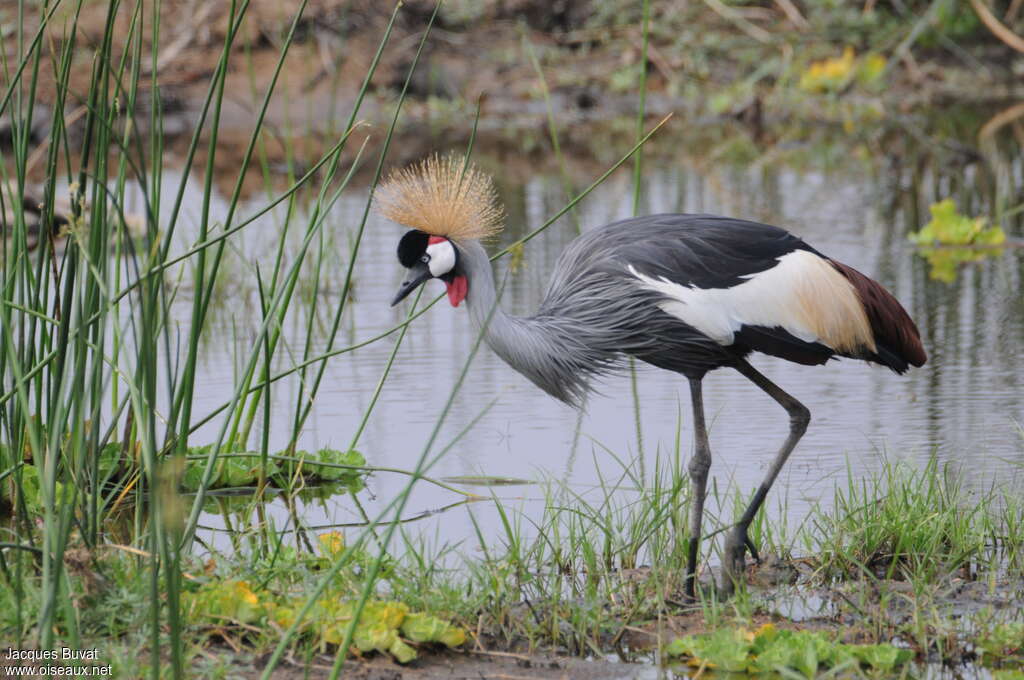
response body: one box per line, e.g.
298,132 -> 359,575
0,3 -> 670,676
0,1 -> 393,675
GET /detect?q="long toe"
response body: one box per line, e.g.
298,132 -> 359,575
720,528 -> 751,596
744,534 -> 762,564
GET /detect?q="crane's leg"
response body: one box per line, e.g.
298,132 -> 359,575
720,359 -> 810,596
684,377 -> 712,600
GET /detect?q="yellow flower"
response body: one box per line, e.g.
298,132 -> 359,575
799,47 -> 856,93
234,580 -> 259,605
318,531 -> 345,557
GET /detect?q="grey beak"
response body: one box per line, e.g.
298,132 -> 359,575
391,262 -> 432,306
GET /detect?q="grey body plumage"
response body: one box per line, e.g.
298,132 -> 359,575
462,214 -> 823,406
382,160 -> 926,600
460,236 -> 681,407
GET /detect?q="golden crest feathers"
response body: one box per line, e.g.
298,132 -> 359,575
374,154 -> 504,241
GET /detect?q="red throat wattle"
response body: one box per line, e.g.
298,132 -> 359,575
445,275 -> 468,307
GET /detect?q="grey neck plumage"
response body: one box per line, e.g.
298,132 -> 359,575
458,239 -> 600,407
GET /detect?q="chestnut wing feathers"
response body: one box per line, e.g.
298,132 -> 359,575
828,260 -> 927,372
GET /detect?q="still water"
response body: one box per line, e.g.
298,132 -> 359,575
173,129 -> 1024,557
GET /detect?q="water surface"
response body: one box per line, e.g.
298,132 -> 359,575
175,124 -> 1024,556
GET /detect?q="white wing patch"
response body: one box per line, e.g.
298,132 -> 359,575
628,250 -> 875,353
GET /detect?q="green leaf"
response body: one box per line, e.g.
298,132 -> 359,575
994,670 -> 1024,680
97,443 -> 123,479
975,621 -> 1024,661
18,465 -> 42,515
849,644 -> 913,671
353,622 -> 397,653
665,628 -> 752,672
401,611 -> 466,647
182,461 -> 205,491
856,53 -> 887,88
184,579 -> 267,625
388,638 -> 417,664
910,199 -> 1005,247
218,458 -> 252,487
667,625 -> 910,676
909,199 -> 1007,281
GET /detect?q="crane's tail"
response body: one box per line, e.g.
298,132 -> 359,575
828,260 -> 927,373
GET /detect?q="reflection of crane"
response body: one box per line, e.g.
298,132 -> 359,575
379,156 -> 927,598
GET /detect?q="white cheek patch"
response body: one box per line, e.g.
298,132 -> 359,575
426,240 -> 456,277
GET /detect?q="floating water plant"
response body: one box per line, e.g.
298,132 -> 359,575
183,533 -> 467,665
799,47 -> 887,94
270,598 -> 465,663
1,447 -> 368,518
665,624 -> 912,676
176,528 -> 468,665
182,447 -> 367,492
909,199 -> 1006,282
974,621 -> 1024,667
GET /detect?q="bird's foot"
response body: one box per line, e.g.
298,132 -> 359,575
745,534 -> 762,565
719,525 -> 756,598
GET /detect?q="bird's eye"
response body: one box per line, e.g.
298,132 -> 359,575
420,254 -> 430,264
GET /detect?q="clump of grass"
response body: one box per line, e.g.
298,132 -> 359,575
444,447 -> 694,653
0,1 -> 414,675
972,618 -> 1024,668
807,456 -> 994,582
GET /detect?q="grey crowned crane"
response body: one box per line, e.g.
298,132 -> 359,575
379,156 -> 927,598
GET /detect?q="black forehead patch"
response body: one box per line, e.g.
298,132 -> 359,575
396,230 -> 429,268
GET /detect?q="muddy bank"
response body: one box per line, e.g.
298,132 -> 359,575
267,650 -> 657,680
11,0 -> 1024,196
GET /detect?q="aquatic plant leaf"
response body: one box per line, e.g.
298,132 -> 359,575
910,199 -> 1006,247
219,458 -> 252,487
17,465 -> 42,515
749,622 -> 779,653
400,612 -> 450,642
437,625 -> 466,648
664,628 -> 753,671
97,443 -> 123,479
239,457 -> 280,483
750,630 -> 834,677
442,475 -> 532,486
975,621 -> 1024,662
667,626 -> 910,675
185,579 -> 267,625
353,621 -> 398,653
271,595 -> 459,661
909,200 -> 1006,281
388,638 -> 418,664
284,448 -> 368,490
273,605 -> 297,630
182,462 -> 205,491
364,600 -> 409,630
994,670 -> 1024,680
849,643 -> 913,671
507,241 -> 525,273
401,612 -> 466,647
857,53 -> 887,87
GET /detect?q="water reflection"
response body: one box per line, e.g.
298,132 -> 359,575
180,121 -> 1023,556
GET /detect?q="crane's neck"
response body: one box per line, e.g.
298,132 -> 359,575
457,239 -> 589,407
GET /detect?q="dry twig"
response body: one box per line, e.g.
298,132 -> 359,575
968,0 -> 1024,53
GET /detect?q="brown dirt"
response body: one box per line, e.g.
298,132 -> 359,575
14,0 -> 1022,199
254,649 -> 657,680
